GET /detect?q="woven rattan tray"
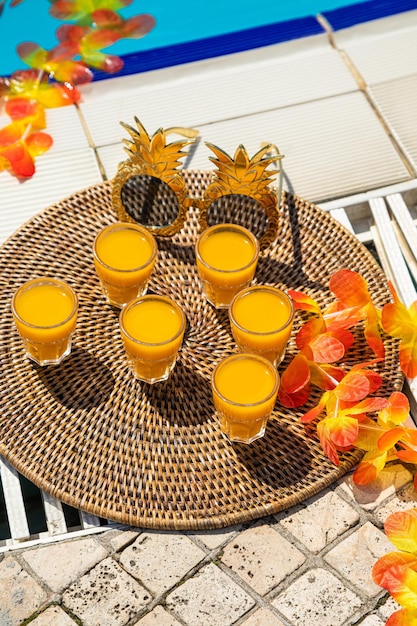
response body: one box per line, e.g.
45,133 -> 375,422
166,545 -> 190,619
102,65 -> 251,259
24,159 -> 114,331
0,173 -> 404,530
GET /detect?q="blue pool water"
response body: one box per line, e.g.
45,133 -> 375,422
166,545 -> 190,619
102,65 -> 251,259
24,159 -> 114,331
0,0 -> 416,78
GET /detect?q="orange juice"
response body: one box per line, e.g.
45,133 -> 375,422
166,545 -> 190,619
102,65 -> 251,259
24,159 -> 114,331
229,286 -> 294,366
212,353 -> 279,443
12,278 -> 78,365
195,224 -> 259,308
93,223 -> 157,307
119,295 -> 186,383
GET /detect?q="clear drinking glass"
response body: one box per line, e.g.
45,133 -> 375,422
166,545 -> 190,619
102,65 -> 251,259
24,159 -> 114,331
195,223 -> 259,308
11,277 -> 79,366
229,285 -> 294,366
119,294 -> 186,384
93,222 -> 157,308
211,353 -> 279,444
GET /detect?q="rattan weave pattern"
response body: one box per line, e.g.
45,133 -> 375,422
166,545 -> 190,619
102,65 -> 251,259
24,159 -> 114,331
0,173 -> 404,530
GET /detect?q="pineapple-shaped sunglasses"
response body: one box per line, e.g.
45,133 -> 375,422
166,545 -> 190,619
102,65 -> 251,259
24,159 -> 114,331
111,118 -> 284,250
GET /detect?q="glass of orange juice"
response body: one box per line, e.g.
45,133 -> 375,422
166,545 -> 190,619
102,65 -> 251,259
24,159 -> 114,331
11,277 -> 79,366
195,224 -> 259,308
229,285 -> 294,367
212,353 -> 279,444
119,294 -> 186,384
93,222 -> 157,308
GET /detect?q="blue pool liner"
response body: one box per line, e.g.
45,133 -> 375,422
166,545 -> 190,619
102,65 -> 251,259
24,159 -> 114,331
92,16 -> 325,81
92,0 -> 417,80
322,0 -> 417,30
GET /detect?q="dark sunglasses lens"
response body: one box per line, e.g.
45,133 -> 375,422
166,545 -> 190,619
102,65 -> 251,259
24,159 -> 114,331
206,194 -> 268,240
120,174 -> 180,229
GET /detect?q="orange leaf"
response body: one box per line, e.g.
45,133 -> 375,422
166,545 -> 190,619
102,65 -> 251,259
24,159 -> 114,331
379,392 -> 410,426
365,302 -> 385,359
325,415 -> 359,447
81,49 -> 124,73
6,76 -> 83,109
56,23 -> 86,44
397,449 -> 417,464
309,362 -> 344,390
378,427 -> 405,452
353,458 -> 381,485
0,155 -> 10,172
329,268 -> 372,307
91,8 -> 123,27
361,368 -> 383,395
385,510 -> 417,554
399,339 -> 417,379
81,28 -> 121,51
5,97 -> 41,122
382,301 -> 416,338
26,132 -> 53,156
323,304 -> 365,330
334,372 -> 370,402
121,14 -> 156,39
307,333 -> 346,363
345,396 -> 389,416
317,420 -> 341,465
52,60 -> 93,86
278,384 -> 311,409
0,122 -> 22,146
17,42 -> 49,70
373,552 -> 417,587
382,565 -> 417,609
386,608 -> 417,626
411,301 -> 417,322
287,289 -> 321,314
300,393 -> 329,423
331,329 -> 355,353
388,280 -> 401,303
296,317 -> 325,350
0,142 -> 35,178
355,416 -> 382,451
403,430 -> 417,446
281,354 -> 310,394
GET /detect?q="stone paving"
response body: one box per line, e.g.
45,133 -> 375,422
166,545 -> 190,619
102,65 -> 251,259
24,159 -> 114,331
1,462 -> 415,626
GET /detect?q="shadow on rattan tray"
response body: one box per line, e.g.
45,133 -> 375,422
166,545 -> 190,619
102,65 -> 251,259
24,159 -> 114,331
0,177 -> 404,530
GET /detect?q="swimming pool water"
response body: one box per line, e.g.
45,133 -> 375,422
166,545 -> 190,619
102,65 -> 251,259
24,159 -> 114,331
0,0 -> 416,79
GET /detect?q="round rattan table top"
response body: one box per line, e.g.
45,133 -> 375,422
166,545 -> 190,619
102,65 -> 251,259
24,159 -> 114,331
0,173 -> 404,530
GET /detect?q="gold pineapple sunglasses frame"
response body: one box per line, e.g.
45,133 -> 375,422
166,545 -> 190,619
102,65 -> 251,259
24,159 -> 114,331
111,118 -> 284,251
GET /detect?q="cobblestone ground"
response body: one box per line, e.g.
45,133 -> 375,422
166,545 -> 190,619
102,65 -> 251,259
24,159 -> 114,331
1,463 -> 415,626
